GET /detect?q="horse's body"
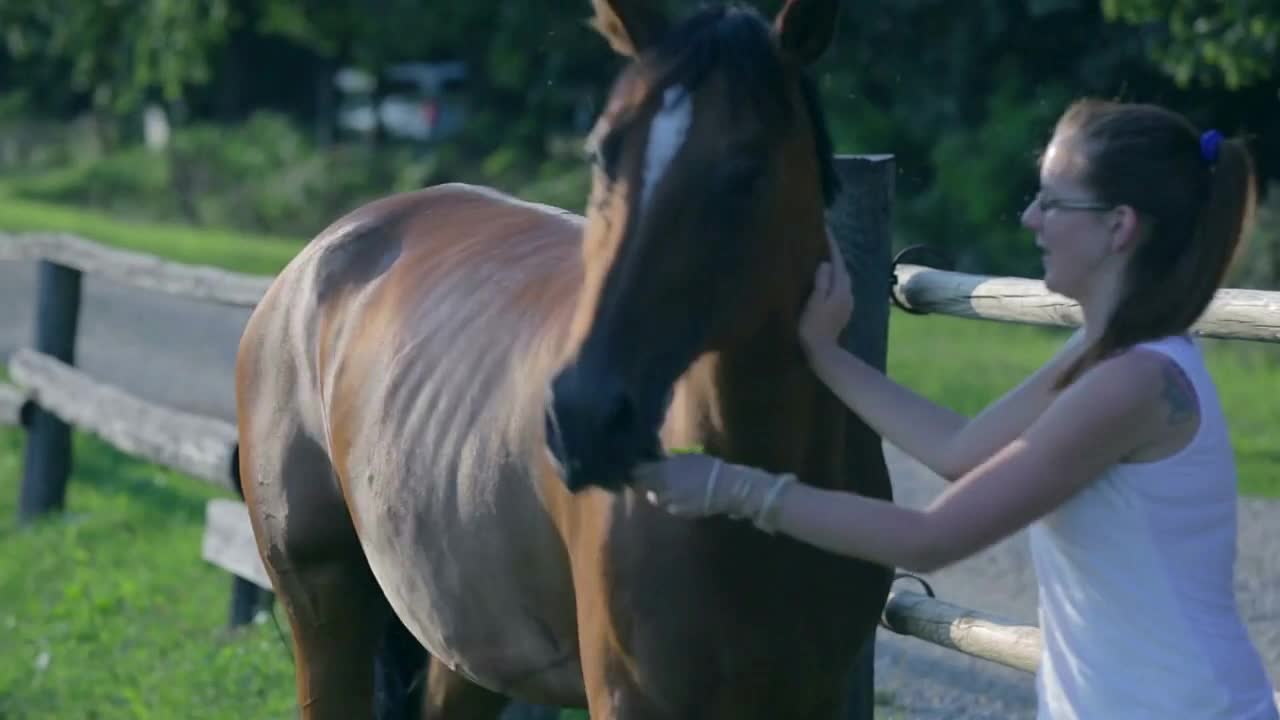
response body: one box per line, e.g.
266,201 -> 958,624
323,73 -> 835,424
237,185 -> 589,704
236,2 -> 894,718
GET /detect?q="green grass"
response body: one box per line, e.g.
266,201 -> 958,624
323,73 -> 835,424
0,429 -> 299,719
0,195 -> 302,276
887,312 -> 1280,498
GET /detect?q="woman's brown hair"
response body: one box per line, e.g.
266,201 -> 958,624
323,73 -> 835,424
1049,99 -> 1258,389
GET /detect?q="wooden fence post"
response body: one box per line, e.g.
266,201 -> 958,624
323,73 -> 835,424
226,443 -> 274,628
18,260 -> 81,523
828,154 -> 895,720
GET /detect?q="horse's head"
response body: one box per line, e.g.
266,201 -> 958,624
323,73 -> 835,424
546,0 -> 841,491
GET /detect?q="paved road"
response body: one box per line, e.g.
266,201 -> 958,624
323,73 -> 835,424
1,259 -> 251,422
3,257 -> 1276,719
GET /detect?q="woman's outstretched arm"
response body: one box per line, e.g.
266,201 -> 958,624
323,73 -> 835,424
635,348 -> 1169,573
799,232 -> 1087,480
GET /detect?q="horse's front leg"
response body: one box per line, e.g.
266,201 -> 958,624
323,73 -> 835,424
568,506 -> 707,720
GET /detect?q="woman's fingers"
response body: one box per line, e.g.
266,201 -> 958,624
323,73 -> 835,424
815,262 -> 830,295
824,230 -> 853,294
643,490 -> 695,517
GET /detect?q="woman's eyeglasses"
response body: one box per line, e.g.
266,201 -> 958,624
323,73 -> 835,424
1033,192 -> 1113,214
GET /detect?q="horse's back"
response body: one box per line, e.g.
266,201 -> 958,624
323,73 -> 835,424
237,183 -> 589,703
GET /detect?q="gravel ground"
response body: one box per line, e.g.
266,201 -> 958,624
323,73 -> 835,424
3,258 -> 1276,719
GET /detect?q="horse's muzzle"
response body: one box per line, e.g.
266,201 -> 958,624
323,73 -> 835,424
544,366 -> 658,492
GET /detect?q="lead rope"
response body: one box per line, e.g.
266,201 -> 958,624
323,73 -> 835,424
879,572 -> 936,631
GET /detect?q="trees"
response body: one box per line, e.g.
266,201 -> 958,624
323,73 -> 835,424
1103,0 -> 1279,90
0,1 -> 1274,276
1,0 -> 233,142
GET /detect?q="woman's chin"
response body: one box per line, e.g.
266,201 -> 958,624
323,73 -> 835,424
1043,272 -> 1079,300
1043,272 -> 1064,297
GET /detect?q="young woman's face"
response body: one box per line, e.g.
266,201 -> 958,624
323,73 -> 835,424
1020,138 -> 1118,299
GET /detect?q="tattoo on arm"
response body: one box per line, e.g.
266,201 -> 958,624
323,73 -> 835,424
1159,361 -> 1197,426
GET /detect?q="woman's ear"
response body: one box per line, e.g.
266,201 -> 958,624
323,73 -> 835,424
1108,205 -> 1145,255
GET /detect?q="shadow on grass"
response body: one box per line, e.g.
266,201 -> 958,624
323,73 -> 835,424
0,429 -> 223,541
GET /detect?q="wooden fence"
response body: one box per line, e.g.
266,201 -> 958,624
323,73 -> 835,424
3,156 -> 1277,709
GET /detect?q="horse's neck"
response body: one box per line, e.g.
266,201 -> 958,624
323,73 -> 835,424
667,338 -> 846,488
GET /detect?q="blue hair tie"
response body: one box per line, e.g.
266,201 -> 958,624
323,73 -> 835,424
1200,129 -> 1223,164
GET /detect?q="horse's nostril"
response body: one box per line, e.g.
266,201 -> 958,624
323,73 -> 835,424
545,409 -> 566,465
602,388 -> 636,435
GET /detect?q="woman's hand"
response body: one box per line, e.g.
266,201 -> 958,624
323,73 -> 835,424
631,453 -> 795,532
799,229 -> 855,355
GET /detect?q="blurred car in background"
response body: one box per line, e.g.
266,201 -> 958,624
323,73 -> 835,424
334,61 -> 467,144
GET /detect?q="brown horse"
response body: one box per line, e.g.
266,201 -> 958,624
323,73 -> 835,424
234,1 -> 894,718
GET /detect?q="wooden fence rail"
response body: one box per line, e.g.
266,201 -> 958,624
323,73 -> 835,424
5,231 -> 1278,343
0,231 -> 270,307
8,348 -> 239,492
893,263 -> 1280,343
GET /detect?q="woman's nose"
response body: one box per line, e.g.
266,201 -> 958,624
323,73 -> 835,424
1020,201 -> 1040,231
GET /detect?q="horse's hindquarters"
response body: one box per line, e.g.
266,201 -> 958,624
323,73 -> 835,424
307,184 -> 591,706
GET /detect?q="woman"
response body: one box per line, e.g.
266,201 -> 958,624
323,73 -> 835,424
634,98 -> 1279,718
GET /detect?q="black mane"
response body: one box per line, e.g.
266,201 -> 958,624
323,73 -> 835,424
642,3 -> 840,206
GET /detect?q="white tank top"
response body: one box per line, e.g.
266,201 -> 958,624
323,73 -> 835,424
1029,335 -> 1277,719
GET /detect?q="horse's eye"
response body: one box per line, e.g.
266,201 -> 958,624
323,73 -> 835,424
717,161 -> 761,194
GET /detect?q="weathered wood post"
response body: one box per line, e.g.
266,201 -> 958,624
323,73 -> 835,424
18,260 -> 81,523
828,154 -> 895,720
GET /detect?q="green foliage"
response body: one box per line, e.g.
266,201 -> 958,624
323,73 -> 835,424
2,0 -> 1278,277
0,0 -> 234,118
919,66 -> 1073,273
1103,0 -> 1280,89
2,111 -> 598,238
6,112 -> 444,238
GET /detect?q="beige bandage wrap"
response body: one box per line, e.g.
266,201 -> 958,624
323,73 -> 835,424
702,459 -> 723,514
752,472 -> 795,534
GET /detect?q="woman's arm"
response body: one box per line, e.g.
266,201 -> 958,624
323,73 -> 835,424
769,349 -> 1158,571
635,349 -> 1166,573
803,344 -> 967,477
799,231 -> 1088,480
806,328 -> 1087,481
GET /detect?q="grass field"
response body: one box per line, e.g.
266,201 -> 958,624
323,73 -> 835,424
0,427 -> 298,719
1,200 -> 1275,718
0,196 -> 301,276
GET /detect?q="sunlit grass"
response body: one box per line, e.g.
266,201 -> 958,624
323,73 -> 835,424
0,426 -> 297,719
0,195 -> 301,276
887,311 -> 1280,497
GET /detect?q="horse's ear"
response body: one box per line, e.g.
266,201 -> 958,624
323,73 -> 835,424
773,0 -> 840,65
588,0 -> 667,57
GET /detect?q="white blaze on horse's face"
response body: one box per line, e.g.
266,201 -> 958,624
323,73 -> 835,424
640,85 -> 693,212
